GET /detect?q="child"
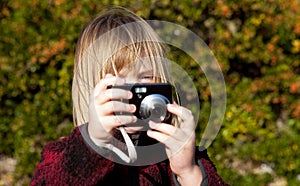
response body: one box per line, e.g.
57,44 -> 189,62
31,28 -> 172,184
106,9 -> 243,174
31,7 -> 228,186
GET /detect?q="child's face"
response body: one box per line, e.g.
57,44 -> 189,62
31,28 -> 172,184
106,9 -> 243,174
117,60 -> 155,84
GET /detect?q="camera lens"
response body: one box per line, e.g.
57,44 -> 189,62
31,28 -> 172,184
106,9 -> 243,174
139,94 -> 170,122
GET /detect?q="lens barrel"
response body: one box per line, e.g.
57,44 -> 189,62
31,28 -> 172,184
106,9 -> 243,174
139,94 -> 170,122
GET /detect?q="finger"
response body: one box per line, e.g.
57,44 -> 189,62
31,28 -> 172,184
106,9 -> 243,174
147,129 -> 170,144
94,76 -> 117,92
95,88 -> 132,105
147,129 -> 182,150
104,73 -> 114,78
167,103 -> 192,121
149,121 -> 176,135
167,104 -> 195,130
99,101 -> 136,115
94,74 -> 125,96
103,115 -> 138,128
149,121 -> 186,141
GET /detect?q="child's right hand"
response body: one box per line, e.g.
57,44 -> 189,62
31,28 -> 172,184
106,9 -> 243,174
88,74 -> 137,144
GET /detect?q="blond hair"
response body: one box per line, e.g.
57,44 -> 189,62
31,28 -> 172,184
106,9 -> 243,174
72,7 -> 170,126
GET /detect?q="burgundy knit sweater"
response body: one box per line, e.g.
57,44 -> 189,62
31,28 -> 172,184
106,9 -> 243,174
30,125 -> 229,186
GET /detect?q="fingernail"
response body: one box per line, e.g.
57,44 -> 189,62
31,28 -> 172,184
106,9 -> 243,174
132,116 -> 137,123
147,130 -> 153,137
105,73 -> 113,77
128,91 -> 133,98
167,104 -> 174,110
149,121 -> 158,128
130,104 -> 136,112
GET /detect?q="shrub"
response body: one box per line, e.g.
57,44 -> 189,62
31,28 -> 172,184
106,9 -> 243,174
0,0 -> 299,185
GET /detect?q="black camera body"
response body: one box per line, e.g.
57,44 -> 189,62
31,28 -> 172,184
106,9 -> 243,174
109,83 -> 172,124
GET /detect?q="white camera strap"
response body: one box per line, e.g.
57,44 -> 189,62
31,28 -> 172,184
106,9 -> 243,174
94,127 -> 137,163
85,124 -> 137,163
117,126 -> 137,163
90,126 -> 137,163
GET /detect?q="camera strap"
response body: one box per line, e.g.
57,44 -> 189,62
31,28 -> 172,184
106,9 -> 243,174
99,130 -> 137,163
88,126 -> 137,163
118,126 -> 137,163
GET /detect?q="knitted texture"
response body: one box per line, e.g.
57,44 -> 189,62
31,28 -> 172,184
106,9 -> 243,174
30,127 -> 229,185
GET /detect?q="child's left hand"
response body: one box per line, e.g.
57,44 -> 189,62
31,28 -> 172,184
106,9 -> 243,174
147,103 -> 203,185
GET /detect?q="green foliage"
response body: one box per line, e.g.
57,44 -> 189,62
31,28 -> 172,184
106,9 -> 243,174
0,0 -> 299,185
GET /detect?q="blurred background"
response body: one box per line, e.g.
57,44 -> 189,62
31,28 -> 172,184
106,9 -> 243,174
0,0 -> 299,185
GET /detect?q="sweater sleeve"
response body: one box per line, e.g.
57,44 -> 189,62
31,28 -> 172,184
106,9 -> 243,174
171,147 -> 229,186
196,147 -> 230,186
30,125 -> 115,185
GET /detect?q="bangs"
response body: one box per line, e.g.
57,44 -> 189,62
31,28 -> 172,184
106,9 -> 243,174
104,41 -> 168,83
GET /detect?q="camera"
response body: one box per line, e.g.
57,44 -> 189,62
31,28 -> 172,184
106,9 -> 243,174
109,83 -> 172,124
